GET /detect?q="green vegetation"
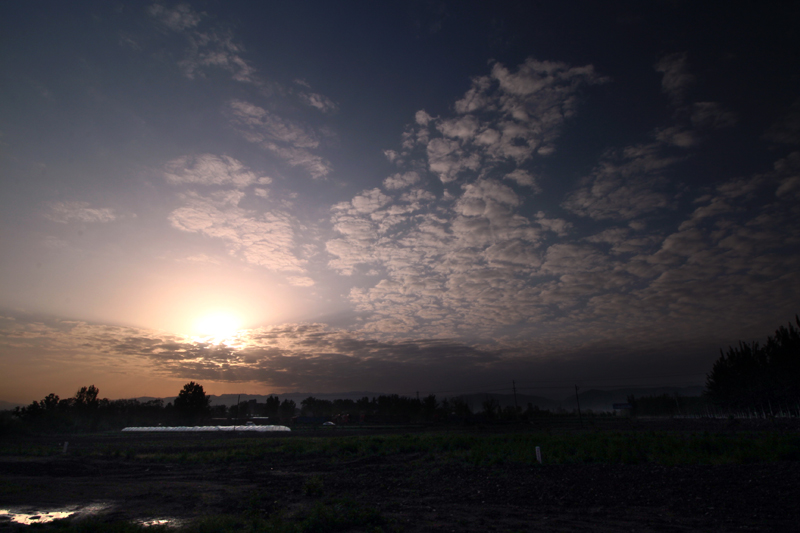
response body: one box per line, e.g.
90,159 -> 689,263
3,431 -> 798,466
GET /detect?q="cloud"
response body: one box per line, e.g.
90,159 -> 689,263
562,143 -> 679,220
655,53 -> 694,104
391,57 -> 605,184
184,253 -> 221,265
383,171 -> 421,190
164,154 -> 267,188
168,190 -> 307,272
229,100 -> 319,148
326,176 -> 558,336
45,202 -> 117,224
415,110 -> 433,126
299,91 -> 338,114
322,55 -> 800,354
0,315 -> 516,392
161,154 -> 311,275
426,138 -> 481,183
764,98 -> 800,145
287,276 -> 315,287
323,58 -> 612,337
147,3 -> 200,32
228,99 -> 332,179
655,126 -> 698,148
148,2 -> 257,83
774,151 -> 800,198
504,169 -> 539,189
691,102 -> 737,130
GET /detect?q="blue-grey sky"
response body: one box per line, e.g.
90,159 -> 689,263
1,1 -> 799,403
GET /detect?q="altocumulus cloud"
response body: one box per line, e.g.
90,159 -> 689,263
163,154 -> 315,281
44,201 -> 117,224
325,55 -> 800,355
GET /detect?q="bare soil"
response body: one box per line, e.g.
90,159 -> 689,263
1,428 -> 799,532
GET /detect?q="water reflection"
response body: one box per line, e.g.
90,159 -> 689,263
0,508 -> 74,525
0,502 -> 109,525
137,517 -> 186,528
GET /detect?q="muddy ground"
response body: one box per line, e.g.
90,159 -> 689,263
1,425 -> 799,532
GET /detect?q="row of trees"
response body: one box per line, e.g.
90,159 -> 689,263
8,383 -> 578,434
704,316 -> 800,412
10,382 -> 217,432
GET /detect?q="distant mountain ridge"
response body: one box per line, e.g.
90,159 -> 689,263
0,400 -> 23,411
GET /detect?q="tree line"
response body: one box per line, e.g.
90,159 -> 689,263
703,315 -> 800,414
6,382 -> 581,434
627,315 -> 800,417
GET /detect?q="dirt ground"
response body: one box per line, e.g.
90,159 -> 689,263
1,427 -> 799,532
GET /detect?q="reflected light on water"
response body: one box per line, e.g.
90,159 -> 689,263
0,503 -> 110,526
138,517 -> 186,527
0,509 -> 74,525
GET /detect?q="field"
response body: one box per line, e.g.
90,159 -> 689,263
1,418 -> 799,532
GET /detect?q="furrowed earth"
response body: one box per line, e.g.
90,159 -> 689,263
1,420 -> 799,532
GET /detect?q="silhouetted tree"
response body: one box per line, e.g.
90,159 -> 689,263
451,397 -> 472,420
301,396 -> 333,417
705,316 -> 800,411
482,397 -> 499,420
174,382 -> 210,424
40,393 -> 60,411
279,399 -> 296,422
74,385 -> 100,409
422,394 -> 438,420
265,395 -> 280,418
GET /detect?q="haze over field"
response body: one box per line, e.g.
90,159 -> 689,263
1,1 -> 799,404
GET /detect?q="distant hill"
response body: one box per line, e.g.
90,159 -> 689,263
132,391 -> 387,407
209,391 -> 387,406
0,400 -> 23,411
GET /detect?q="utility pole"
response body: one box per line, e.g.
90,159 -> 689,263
575,385 -> 583,427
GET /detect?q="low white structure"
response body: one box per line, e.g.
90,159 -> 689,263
121,425 -> 290,432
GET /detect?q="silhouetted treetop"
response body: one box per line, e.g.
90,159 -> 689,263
705,315 -> 800,409
174,381 -> 210,422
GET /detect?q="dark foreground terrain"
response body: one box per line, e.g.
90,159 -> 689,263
1,421 -> 799,532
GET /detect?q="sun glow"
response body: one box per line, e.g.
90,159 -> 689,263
192,312 -> 243,344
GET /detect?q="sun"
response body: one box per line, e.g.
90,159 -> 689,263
192,312 -> 243,343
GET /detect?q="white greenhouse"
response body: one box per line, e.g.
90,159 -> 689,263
121,425 -> 290,432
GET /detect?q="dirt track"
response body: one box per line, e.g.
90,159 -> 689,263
1,430 -> 799,532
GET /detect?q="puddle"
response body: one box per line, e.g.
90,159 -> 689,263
0,509 -> 75,525
136,517 -> 187,528
0,502 -> 110,525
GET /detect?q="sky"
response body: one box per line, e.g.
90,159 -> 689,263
1,1 -> 799,404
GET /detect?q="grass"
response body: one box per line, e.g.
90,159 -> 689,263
3,428 -> 800,466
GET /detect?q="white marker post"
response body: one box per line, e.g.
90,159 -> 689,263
63,441 -> 69,454
535,446 -> 542,464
